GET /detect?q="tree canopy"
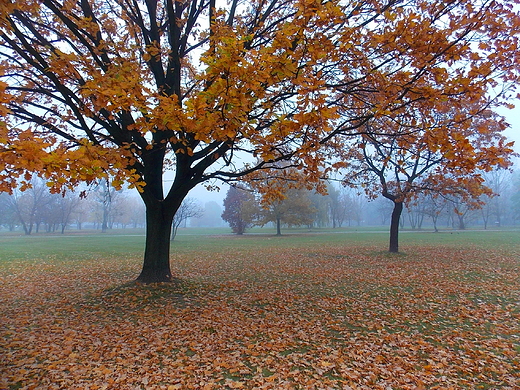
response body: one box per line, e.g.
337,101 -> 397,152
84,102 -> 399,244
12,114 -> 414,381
1,0 -> 519,280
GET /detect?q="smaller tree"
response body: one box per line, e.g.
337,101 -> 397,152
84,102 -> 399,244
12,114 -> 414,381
510,172 -> 520,223
327,184 -> 342,228
55,193 -> 81,234
221,186 -> 258,235
445,193 -> 480,230
480,169 -> 512,228
420,193 -> 448,233
0,192 -> 18,231
258,188 -> 316,235
126,197 -> 146,229
246,164 -> 324,234
308,190 -> 330,228
338,108 -> 514,252
406,201 -> 426,230
8,177 -> 54,235
171,198 -> 203,241
328,185 -> 361,228
71,196 -> 91,230
92,179 -> 126,232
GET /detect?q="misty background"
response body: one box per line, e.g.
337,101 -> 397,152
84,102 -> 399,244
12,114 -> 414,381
1,104 -> 519,235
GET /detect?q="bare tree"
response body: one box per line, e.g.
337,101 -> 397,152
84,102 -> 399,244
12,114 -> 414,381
481,169 -> 512,228
0,193 -> 19,231
8,178 -> 54,235
171,198 -> 203,241
421,194 -> 448,232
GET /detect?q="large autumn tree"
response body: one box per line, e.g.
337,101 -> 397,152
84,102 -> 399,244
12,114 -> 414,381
1,0 -> 519,280
0,0 -> 343,282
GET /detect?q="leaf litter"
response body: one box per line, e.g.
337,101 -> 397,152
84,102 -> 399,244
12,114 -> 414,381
1,244 -> 519,389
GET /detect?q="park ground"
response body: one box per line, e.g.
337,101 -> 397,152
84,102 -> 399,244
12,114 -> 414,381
1,228 -> 519,389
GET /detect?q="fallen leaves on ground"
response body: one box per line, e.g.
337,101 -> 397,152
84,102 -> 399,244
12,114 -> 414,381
1,241 -> 519,389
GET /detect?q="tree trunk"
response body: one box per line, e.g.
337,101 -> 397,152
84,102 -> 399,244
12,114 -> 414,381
136,201 -> 176,283
170,224 -> 178,241
102,206 -> 109,233
389,201 -> 403,253
22,221 -> 32,235
432,216 -> 439,232
276,216 -> 281,236
418,213 -> 424,230
457,214 -> 465,230
101,218 -> 108,232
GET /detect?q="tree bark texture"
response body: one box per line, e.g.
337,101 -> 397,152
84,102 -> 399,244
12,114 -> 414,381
389,201 -> 403,253
136,200 -> 176,283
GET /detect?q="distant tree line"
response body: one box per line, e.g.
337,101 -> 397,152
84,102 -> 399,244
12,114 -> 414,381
221,183 -> 377,235
0,177 -> 145,234
221,168 -> 520,235
2,167 -> 519,236
0,177 -> 228,235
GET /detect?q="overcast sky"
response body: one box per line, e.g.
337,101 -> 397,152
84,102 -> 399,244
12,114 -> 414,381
499,104 -> 520,152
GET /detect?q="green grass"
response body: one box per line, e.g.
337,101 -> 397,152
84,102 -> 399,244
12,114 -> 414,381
0,234 -> 145,262
1,227 -> 519,263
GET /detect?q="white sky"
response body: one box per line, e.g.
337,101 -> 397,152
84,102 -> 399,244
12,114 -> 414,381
499,104 -> 520,152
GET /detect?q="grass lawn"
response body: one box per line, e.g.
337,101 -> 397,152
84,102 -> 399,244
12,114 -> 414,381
1,229 -> 519,389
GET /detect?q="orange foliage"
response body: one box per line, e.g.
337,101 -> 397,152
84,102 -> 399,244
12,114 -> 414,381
0,0 -> 518,196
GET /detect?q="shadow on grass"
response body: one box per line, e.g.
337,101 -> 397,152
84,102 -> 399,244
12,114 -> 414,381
75,278 -> 200,319
108,278 -> 194,303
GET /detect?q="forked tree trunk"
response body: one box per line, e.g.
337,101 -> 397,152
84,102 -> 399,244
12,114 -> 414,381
432,215 -> 439,232
136,201 -> 176,283
389,201 -> 403,253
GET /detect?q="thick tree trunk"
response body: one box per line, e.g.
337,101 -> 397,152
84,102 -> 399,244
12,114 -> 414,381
136,201 -> 176,283
389,201 -> 403,253
276,217 -> 281,236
